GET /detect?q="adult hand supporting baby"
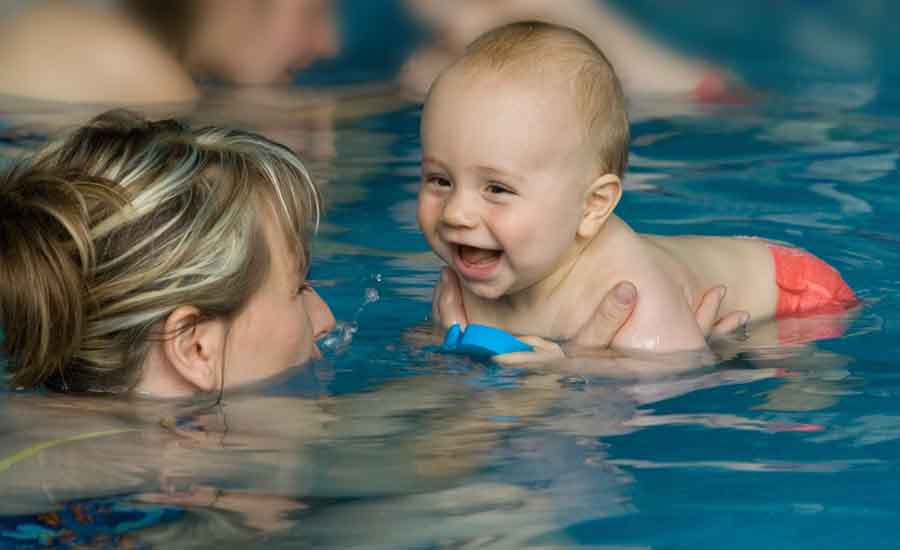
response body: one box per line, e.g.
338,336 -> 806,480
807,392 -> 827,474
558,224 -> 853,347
432,267 -> 469,331
693,286 -> 751,340
432,268 -> 749,364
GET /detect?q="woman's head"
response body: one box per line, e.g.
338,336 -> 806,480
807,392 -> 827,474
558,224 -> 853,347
127,0 -> 340,85
0,110 -> 334,395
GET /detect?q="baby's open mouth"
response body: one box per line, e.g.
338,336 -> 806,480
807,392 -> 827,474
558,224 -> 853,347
454,244 -> 504,281
458,244 -> 502,266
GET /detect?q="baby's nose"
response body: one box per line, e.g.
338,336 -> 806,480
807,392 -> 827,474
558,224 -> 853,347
440,191 -> 478,228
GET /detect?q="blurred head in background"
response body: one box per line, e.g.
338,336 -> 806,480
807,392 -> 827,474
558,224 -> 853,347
0,0 -> 341,103
128,0 -> 340,85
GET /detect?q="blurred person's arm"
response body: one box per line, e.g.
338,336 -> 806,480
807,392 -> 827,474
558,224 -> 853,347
0,1 -> 197,104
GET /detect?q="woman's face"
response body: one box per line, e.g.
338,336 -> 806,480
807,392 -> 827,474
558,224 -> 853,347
222,209 -> 336,388
193,0 -> 340,84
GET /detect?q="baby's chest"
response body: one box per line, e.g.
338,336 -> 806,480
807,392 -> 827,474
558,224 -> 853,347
467,300 -> 594,341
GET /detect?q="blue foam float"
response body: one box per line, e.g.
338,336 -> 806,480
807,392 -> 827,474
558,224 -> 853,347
441,323 -> 533,359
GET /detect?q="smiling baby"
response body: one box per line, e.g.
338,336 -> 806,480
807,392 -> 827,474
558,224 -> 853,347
417,21 -> 857,352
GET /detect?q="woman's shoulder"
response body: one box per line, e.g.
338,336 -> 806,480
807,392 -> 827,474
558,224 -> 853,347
0,1 -> 197,103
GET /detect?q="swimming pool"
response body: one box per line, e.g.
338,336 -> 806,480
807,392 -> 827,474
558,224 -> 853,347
2,5 -> 900,549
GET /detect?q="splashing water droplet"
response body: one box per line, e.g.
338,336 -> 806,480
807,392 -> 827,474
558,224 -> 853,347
363,287 -> 380,305
320,321 -> 358,354
319,284 -> 381,355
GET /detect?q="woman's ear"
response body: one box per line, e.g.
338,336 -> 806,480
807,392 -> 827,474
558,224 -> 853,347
161,306 -> 226,393
578,173 -> 622,239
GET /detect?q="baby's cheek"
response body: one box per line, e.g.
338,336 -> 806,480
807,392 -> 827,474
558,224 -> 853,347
415,194 -> 434,229
494,212 -> 540,246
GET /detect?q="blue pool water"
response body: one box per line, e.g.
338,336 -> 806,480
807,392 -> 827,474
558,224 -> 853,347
2,4 -> 900,549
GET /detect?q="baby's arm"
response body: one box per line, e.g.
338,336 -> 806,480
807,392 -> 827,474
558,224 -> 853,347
611,272 -> 708,352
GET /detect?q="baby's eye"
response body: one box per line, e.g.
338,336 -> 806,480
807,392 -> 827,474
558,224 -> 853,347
486,183 -> 513,195
426,174 -> 452,188
297,281 -> 314,295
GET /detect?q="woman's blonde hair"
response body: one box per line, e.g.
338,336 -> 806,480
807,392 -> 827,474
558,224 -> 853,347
0,110 -> 321,393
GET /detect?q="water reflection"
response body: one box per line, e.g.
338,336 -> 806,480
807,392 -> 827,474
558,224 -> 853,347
1,332 -> 867,548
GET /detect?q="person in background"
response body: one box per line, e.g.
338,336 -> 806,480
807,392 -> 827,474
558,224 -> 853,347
400,0 -> 743,102
0,0 -> 340,104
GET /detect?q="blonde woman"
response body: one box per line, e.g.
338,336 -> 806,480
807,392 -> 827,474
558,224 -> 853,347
0,109 -> 336,396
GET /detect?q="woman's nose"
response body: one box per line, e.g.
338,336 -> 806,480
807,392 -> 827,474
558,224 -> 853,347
306,289 -> 336,339
440,189 -> 478,229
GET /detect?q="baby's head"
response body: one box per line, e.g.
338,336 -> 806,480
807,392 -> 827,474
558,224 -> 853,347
418,21 -> 629,299
0,110 -> 334,396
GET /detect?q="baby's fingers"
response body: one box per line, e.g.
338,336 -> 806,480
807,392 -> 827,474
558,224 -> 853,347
494,336 -> 564,366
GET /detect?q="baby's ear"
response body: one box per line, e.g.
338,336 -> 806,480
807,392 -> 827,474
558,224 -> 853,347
578,173 -> 622,238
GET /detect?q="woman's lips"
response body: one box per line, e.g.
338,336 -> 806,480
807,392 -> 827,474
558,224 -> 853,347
453,244 -> 502,280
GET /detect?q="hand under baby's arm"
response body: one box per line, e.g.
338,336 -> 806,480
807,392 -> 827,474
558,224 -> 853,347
610,274 -> 712,352
431,268 -> 748,366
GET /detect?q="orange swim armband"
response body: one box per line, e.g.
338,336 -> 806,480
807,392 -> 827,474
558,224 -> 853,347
769,244 -> 859,317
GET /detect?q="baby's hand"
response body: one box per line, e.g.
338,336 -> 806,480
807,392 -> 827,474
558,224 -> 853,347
493,336 -> 564,366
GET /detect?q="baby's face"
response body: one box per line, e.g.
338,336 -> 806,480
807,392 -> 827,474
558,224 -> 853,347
417,70 -> 594,299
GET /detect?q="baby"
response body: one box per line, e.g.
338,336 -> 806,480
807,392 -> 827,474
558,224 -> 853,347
417,21 -> 858,352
